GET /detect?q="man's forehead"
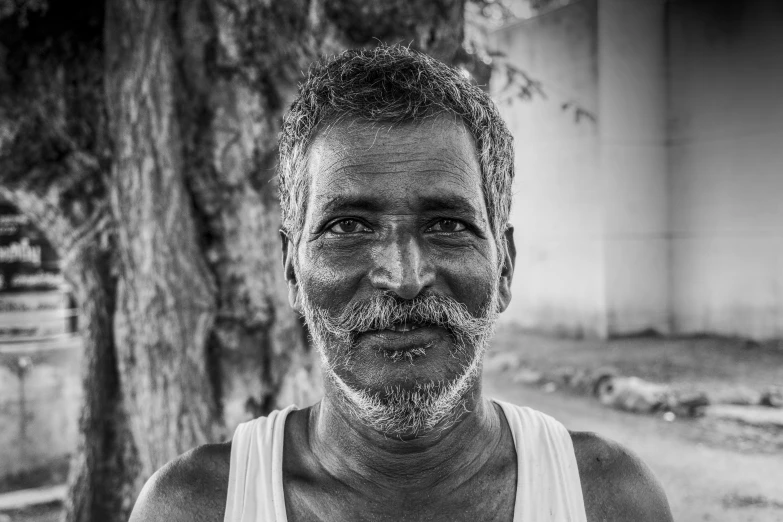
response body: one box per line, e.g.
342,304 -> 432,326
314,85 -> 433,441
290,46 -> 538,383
302,115 -> 486,217
305,115 -> 477,168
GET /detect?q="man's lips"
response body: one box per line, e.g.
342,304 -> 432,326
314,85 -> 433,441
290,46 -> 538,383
356,324 -> 446,351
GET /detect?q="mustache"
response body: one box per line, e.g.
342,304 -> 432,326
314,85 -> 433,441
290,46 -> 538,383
312,292 -> 496,343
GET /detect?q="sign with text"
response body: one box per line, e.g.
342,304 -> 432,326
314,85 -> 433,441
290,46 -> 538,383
0,201 -> 63,294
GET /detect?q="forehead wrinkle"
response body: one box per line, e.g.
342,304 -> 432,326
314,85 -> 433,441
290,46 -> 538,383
307,115 -> 480,171
311,192 -> 487,226
315,150 -> 479,177
309,166 -> 480,205
305,140 -> 353,177
309,169 -> 486,224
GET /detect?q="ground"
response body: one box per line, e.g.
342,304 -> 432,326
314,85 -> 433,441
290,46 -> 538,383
490,327 -> 782,395
486,326 -> 783,522
0,503 -> 59,522
2,327 -> 782,521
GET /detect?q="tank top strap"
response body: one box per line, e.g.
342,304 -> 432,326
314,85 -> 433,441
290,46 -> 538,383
493,399 -> 587,522
224,405 -> 297,522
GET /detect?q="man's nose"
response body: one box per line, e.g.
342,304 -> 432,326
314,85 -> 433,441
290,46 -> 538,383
368,234 -> 435,300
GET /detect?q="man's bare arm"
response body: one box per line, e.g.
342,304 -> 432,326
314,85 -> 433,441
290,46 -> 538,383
129,443 -> 230,522
572,431 -> 674,522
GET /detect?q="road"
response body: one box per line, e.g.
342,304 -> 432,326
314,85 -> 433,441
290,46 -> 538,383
485,371 -> 783,522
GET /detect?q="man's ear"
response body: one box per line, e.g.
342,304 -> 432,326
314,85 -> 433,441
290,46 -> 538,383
280,229 -> 302,314
497,225 -> 516,313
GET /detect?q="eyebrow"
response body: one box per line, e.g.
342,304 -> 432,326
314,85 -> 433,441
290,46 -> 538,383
317,193 -> 483,217
419,194 -> 482,214
318,194 -> 385,215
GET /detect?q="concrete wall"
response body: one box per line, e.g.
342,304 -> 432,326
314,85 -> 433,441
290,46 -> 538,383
0,343 -> 81,480
0,292 -> 81,483
599,0 -> 669,335
668,0 -> 783,339
490,0 -> 669,337
490,0 -> 605,337
492,0 -> 783,340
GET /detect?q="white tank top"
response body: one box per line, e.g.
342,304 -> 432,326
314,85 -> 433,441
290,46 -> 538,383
224,400 -> 587,521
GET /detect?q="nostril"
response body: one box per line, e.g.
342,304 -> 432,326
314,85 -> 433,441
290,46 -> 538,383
368,239 -> 434,298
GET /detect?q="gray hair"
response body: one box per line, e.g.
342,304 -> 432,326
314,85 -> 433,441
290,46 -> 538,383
277,45 -> 514,249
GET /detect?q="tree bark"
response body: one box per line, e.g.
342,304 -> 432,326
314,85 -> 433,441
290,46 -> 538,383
60,232 -> 142,521
0,0 -> 467,519
104,0 -> 224,477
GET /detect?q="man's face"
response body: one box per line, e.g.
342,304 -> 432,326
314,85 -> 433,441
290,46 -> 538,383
283,115 -> 514,436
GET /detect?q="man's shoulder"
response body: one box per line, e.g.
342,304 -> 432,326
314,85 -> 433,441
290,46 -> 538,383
569,431 -> 673,521
129,442 -> 231,522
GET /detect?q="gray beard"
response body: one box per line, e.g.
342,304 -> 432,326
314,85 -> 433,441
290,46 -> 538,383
325,344 -> 486,437
299,287 -> 499,438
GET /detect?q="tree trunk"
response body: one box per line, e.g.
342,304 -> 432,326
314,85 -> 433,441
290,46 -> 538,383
105,0 -> 225,477
61,235 -> 142,521
0,0 -> 467,519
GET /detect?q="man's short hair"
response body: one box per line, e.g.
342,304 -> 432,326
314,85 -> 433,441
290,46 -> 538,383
278,44 -> 514,250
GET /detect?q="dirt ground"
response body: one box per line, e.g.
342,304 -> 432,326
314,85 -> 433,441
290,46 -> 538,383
0,503 -> 59,522
490,327 -> 783,394
486,327 -> 783,522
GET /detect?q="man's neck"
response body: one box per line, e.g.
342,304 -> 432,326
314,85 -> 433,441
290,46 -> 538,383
305,383 -> 507,495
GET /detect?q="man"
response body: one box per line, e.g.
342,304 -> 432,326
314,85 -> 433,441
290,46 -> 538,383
130,45 -> 673,521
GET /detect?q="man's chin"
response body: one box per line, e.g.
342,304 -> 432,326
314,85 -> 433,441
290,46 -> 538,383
326,357 -> 483,438
350,376 -> 445,400
341,381 -> 463,438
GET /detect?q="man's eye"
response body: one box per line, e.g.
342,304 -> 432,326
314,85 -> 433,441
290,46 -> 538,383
327,219 -> 371,234
427,219 -> 466,233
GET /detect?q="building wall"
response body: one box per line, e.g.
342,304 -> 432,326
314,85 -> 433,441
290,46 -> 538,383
490,0 -> 605,337
0,327 -> 81,480
599,0 -> 669,335
0,204 -> 82,484
492,0 -> 783,340
668,0 -> 783,339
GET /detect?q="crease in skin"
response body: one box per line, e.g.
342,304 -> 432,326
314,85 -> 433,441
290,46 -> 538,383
316,155 -> 477,176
